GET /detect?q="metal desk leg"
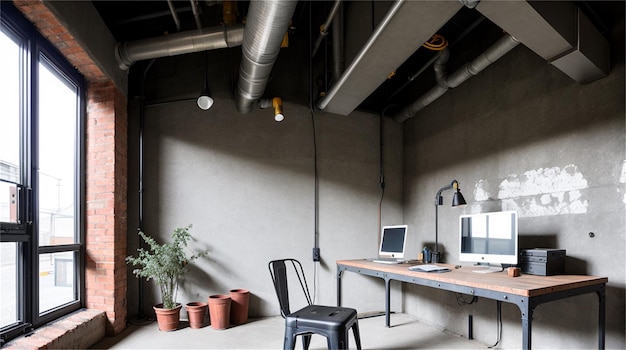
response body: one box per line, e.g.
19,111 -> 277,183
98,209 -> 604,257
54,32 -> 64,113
597,287 -> 606,349
385,277 -> 391,328
337,268 -> 344,307
520,301 -> 533,350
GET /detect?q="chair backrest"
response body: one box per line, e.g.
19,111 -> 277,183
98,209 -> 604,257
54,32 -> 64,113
268,258 -> 313,318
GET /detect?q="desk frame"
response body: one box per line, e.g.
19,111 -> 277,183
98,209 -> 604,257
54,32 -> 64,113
336,260 -> 606,350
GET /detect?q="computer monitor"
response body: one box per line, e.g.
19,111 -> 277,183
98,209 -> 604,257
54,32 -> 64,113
459,211 -> 518,271
379,225 -> 408,259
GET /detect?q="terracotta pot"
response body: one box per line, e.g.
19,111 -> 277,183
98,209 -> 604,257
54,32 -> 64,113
153,303 -> 182,331
185,302 -> 208,329
208,294 -> 231,330
229,289 -> 250,325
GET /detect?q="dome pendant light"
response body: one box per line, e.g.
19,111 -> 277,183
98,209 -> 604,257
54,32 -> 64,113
197,51 -> 214,110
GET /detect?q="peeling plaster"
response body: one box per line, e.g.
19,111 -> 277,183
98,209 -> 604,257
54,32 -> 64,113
474,180 -> 490,201
474,165 -> 589,218
617,160 -> 626,204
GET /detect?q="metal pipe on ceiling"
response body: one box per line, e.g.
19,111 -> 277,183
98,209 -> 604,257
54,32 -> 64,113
235,0 -> 298,113
331,2 -> 345,83
166,0 -> 182,31
190,0 -> 203,30
115,24 -> 244,70
312,0 -> 342,58
392,34 -> 520,123
386,16 -> 485,102
317,0 -> 463,115
318,0 -> 406,112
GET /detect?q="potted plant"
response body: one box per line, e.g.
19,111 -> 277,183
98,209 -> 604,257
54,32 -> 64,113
126,225 -> 207,331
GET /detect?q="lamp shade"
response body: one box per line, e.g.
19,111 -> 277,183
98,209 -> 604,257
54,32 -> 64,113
452,190 -> 467,207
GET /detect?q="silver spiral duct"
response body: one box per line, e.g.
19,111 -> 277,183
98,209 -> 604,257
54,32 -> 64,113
235,0 -> 298,113
393,34 -> 519,123
115,24 -> 244,70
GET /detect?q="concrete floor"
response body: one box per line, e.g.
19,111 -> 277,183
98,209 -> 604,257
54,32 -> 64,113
92,313 -> 487,349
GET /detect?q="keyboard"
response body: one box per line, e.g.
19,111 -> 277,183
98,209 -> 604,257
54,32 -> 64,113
372,259 -> 403,264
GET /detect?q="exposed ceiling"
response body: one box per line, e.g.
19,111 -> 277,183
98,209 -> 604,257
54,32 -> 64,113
92,1 -> 623,116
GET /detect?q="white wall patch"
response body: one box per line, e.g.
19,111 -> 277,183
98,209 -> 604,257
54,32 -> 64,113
495,165 -> 588,218
621,160 -> 626,204
474,180 -> 490,201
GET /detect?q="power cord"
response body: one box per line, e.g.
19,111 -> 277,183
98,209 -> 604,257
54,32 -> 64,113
488,300 -> 503,348
377,105 -> 398,235
455,293 -> 478,306
308,1 -> 319,306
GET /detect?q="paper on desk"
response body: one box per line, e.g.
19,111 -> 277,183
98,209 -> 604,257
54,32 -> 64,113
410,264 -> 450,272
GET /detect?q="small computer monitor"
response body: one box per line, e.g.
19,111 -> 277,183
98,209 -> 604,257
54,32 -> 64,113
379,225 -> 408,259
459,211 -> 518,267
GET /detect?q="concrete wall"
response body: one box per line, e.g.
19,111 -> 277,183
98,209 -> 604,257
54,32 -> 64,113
401,22 -> 625,349
122,5 -> 624,349
125,52 -> 404,318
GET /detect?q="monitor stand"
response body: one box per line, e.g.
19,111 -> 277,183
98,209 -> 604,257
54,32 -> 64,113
471,263 -> 504,274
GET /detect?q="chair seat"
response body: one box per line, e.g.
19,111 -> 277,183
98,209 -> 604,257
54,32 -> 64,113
286,305 -> 358,331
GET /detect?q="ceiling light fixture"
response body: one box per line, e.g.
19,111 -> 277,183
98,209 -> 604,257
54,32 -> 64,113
197,89 -> 214,110
197,51 -> 214,110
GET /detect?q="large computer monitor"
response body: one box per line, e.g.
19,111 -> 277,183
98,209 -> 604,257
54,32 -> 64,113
459,210 -> 518,272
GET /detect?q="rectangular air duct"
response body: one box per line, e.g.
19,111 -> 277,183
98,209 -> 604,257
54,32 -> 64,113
318,0 -> 463,116
476,0 -> 609,84
549,7 -> 609,84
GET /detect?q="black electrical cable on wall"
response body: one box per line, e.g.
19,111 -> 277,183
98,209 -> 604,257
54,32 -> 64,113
308,1 -> 320,305
488,300 -> 503,348
378,105 -> 398,236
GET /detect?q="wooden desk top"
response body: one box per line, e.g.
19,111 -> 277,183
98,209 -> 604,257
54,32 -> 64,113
337,259 -> 608,298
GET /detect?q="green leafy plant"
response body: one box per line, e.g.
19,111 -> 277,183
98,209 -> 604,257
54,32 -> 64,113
126,225 -> 207,310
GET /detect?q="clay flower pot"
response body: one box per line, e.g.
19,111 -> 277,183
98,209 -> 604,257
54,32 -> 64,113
185,302 -> 208,329
229,289 -> 250,325
153,303 -> 182,331
208,294 -> 231,330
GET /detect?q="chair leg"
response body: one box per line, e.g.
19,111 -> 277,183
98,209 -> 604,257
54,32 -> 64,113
328,332 -> 348,350
284,328 -> 297,350
352,322 -> 362,350
302,334 -> 312,350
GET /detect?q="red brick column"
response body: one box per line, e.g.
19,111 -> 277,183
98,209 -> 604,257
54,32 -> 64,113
85,81 -> 128,335
13,0 -> 128,335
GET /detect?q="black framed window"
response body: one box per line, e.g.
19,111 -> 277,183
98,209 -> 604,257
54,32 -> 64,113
1,3 -> 85,345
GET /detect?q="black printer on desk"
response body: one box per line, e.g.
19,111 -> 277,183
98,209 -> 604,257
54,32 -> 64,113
520,248 -> 566,276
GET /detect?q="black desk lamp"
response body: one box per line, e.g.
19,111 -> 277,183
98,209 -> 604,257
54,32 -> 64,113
433,180 -> 467,263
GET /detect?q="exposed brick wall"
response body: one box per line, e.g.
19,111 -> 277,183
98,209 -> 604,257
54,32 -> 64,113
85,81 -> 128,335
13,0 -> 108,83
13,0 -> 128,336
4,309 -> 106,349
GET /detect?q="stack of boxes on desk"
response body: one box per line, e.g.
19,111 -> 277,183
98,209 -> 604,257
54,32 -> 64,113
520,248 -> 566,276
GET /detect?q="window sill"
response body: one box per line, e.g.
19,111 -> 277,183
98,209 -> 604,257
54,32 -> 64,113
4,309 -> 106,349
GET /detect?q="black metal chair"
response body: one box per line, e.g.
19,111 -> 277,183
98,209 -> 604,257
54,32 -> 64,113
268,259 -> 362,350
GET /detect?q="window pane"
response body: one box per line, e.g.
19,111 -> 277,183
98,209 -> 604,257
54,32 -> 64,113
37,62 -> 77,246
1,242 -> 19,328
0,30 -> 21,184
39,252 -> 76,312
